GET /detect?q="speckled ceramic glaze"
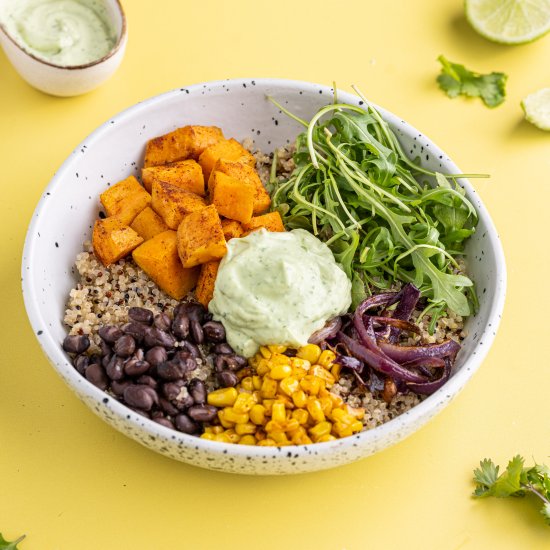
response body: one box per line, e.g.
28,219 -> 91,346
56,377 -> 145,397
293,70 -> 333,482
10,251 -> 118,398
22,79 -> 506,475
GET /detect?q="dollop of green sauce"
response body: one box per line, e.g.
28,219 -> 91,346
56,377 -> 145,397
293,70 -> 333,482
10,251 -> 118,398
209,229 -> 352,358
1,0 -> 116,66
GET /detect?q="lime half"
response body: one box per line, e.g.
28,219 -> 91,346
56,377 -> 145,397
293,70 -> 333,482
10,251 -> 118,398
521,88 -> 550,130
465,0 -> 550,44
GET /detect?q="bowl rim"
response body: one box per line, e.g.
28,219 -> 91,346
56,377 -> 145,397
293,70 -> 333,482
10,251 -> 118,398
21,77 -> 507,461
0,0 -> 127,70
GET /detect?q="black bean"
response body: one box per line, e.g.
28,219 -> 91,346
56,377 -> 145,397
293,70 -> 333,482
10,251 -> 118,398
203,321 -> 225,342
153,312 -> 171,332
128,407 -> 150,419
172,314 -> 190,340
123,384 -> 155,411
179,341 -> 200,358
173,351 -> 196,373
141,385 -> 159,406
215,355 -> 226,373
157,360 -> 184,381
187,405 -> 217,423
162,382 -> 194,409
175,414 -> 199,434
114,335 -> 136,358
99,340 -> 111,357
145,346 -> 167,366
85,363 -> 108,390
224,355 -> 245,371
124,359 -> 150,377
101,353 -> 112,368
73,354 -> 89,375
63,334 -> 90,354
159,397 -> 179,416
217,370 -> 238,387
136,375 -> 158,389
88,354 -> 101,366
121,322 -> 148,343
106,355 -> 125,380
144,328 -> 176,349
98,326 -> 123,344
128,307 -> 154,325
233,355 -> 247,368
188,379 -> 206,404
154,417 -> 175,429
133,348 -> 144,361
203,312 -> 213,323
190,320 -> 204,344
213,343 -> 233,355
111,379 -> 132,396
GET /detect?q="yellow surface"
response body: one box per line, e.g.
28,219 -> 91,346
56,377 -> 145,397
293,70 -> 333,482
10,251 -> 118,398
1,1 -> 549,548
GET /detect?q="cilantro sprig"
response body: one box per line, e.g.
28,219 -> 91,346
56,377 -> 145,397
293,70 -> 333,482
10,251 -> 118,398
0,533 -> 25,550
473,456 -> 550,525
437,55 -> 507,108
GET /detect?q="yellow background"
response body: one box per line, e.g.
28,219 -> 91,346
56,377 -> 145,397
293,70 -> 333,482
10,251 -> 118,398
1,0 -> 549,548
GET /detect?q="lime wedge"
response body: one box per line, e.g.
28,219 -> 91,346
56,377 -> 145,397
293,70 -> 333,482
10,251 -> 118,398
521,88 -> 550,130
465,0 -> 550,44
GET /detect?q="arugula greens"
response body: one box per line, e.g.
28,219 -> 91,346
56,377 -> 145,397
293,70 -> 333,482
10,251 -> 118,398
437,55 -> 507,108
0,534 -> 25,550
473,456 -> 550,525
269,90 -> 481,316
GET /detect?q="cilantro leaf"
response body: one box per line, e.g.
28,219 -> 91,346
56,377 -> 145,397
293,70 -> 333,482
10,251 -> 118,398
492,455 -> 524,497
473,458 -> 499,497
0,534 -> 25,550
437,55 -> 507,108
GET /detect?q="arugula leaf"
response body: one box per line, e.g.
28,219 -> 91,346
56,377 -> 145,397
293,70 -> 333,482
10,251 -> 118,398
473,456 -> 550,526
437,55 -> 507,108
0,534 -> 25,550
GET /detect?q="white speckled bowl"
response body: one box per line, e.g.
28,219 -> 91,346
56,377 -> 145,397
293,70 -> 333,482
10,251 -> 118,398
22,79 -> 506,474
0,0 -> 127,97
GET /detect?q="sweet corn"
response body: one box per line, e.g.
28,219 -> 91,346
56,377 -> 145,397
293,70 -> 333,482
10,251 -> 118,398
207,387 -> 238,408
202,343 -> 366,447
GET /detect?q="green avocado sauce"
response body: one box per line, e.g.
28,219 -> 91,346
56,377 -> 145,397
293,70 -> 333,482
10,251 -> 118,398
0,0 -> 117,66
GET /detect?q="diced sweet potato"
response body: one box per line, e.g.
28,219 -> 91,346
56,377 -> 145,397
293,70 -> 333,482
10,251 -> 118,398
198,138 -> 256,181
176,205 -> 227,268
210,171 -> 254,224
93,217 -> 144,266
151,180 -> 207,230
132,230 -> 199,300
99,176 -> 151,225
209,159 -> 271,215
195,261 -> 220,307
144,126 -> 224,167
130,206 -> 169,241
242,211 -> 286,234
142,159 -> 205,195
221,219 -> 243,241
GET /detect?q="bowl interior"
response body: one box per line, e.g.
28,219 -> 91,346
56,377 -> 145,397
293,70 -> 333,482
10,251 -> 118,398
22,79 -> 505,471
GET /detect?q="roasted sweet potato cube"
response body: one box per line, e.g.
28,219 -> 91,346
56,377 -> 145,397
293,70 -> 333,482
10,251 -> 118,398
180,126 -> 224,160
144,126 -> 224,167
195,261 -> 220,307
221,219 -> 243,241
93,218 -> 144,266
176,205 -> 227,268
130,206 -> 169,241
99,176 -> 151,225
142,159 -> 205,195
198,138 -> 256,180
210,172 -> 254,224
151,180 -> 207,230
242,211 -> 286,234
132,231 -> 199,300
209,159 -> 271,214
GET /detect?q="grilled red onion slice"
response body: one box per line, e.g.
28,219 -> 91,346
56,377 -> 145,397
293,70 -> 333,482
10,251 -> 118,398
308,316 -> 343,344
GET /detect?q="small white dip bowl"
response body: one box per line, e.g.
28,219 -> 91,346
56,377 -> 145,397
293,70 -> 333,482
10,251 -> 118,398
0,0 -> 126,96
22,79 -> 506,474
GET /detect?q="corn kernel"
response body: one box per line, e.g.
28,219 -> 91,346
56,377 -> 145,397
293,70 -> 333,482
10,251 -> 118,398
255,429 -> 266,441
289,426 -> 307,444
290,357 -> 311,371
319,396 -> 333,416
224,429 -> 240,443
258,438 -> 276,446
214,433 -> 232,443
240,376 -> 254,392
250,404 -> 266,425
292,390 -> 308,408
235,422 -> 257,435
268,345 -> 287,354
279,376 -> 299,396
259,346 -> 272,359
292,408 -> 309,425
203,427 -> 214,434
238,435 -> 256,445
311,365 -> 336,386
211,425 -> 224,434
200,433 -> 215,441
207,387 -> 238,408
351,421 -> 364,433
233,392 -> 256,414
252,375 -> 262,390
318,349 -> 336,368
265,420 -> 284,433
317,434 -> 337,443
272,402 -> 286,424
307,399 -> 325,423
256,359 -> 271,376
217,409 -> 235,429
291,365 -> 308,380
270,431 -> 290,445
329,393 -> 344,408
283,418 -> 300,432
309,421 -> 332,440
260,376 -> 278,398
223,408 -> 249,424
297,344 -> 322,364
262,399 -> 275,414
330,363 -> 342,379
270,363 -> 292,380
346,405 -> 365,420
300,375 -> 321,395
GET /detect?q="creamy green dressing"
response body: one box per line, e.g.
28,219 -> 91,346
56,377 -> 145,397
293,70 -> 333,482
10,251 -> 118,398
0,0 -> 116,66
209,229 -> 352,358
